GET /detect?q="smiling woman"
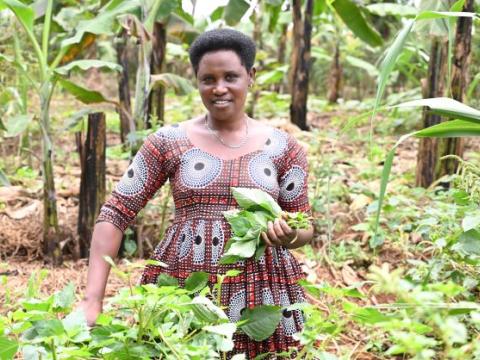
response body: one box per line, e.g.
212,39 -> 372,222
80,28 -> 314,359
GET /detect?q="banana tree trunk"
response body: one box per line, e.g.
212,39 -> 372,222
274,22 -> 288,93
78,112 -> 106,258
148,22 -> 166,126
327,42 -> 342,104
116,30 -> 133,144
40,87 -> 62,265
416,37 -> 448,188
247,7 -> 262,118
289,0 -> 313,131
438,0 -> 474,176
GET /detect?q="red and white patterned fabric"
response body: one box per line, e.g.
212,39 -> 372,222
97,123 -> 311,358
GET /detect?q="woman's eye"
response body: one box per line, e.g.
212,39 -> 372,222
226,74 -> 237,81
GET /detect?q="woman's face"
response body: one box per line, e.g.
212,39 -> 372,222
196,50 -> 254,122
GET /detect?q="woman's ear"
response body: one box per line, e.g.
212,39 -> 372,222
249,67 -> 256,86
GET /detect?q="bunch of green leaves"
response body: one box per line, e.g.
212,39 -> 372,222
219,187 -> 311,265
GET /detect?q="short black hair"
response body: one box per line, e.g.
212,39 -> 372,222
189,28 -> 256,75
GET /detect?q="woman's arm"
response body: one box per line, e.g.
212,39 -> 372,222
79,222 -> 123,326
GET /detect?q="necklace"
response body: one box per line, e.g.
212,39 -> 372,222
204,115 -> 249,149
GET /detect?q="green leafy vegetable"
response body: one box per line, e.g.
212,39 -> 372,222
220,188 -> 311,264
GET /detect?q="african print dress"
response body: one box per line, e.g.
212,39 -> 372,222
97,123 -> 311,359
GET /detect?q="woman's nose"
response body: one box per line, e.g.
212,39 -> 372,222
213,81 -> 227,95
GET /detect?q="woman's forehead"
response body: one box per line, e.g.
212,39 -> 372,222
197,50 -> 244,71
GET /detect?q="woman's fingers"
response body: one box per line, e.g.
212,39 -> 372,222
263,219 -> 294,247
261,231 -> 273,247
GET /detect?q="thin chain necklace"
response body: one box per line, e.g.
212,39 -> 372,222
204,114 -> 249,149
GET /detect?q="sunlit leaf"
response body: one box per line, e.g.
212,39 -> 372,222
3,114 -> 33,137
57,78 -> 117,105
223,0 -> 250,26
366,3 -> 417,17
55,60 -> 122,75
332,0 -> 383,47
0,336 -> 18,360
239,305 -> 282,341
345,55 -> 378,77
185,271 -> 209,293
394,97 -> 480,122
414,119 -> 480,138
150,73 -> 194,95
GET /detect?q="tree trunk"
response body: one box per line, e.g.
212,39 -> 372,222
247,7 -> 262,118
116,31 -> 133,144
438,0 -> 474,177
148,22 -> 167,127
327,42 -> 342,103
41,90 -> 62,265
289,0 -> 313,131
274,22 -> 288,93
78,113 -> 106,258
416,37 -> 448,188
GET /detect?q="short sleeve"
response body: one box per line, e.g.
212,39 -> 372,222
96,133 -> 174,232
277,135 -> 311,215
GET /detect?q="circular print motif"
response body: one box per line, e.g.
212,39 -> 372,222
248,153 -> 278,191
116,152 -> 148,196
263,128 -> 288,158
180,148 -> 222,189
154,124 -> 186,140
279,166 -> 306,202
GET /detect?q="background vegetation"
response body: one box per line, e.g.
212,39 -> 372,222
1,0 -> 480,358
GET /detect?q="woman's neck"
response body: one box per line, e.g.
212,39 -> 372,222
207,113 -> 247,133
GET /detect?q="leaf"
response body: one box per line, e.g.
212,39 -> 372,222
231,187 -> 282,217
366,3 -> 417,17
222,240 -> 257,259
343,302 -> 393,324
61,0 -> 141,47
239,305 -> 282,341
0,168 -> 11,186
345,55 -> 378,77
58,78 -> 116,105
1,0 -> 34,34
150,73 -> 194,95
223,210 -> 250,236
55,60 -> 122,75
414,119 -> 480,138
3,114 -> 33,137
373,133 -> 415,242
34,319 -> 65,338
416,10 -> 475,20
373,20 -> 414,119
156,273 -> 179,287
223,0 -> 250,26
53,282 -> 75,310
462,213 -> 480,232
185,271 -> 209,293
332,0 -> 383,47
63,108 -> 96,132
62,310 -> 91,343
394,97 -> 480,122
454,230 -> 480,256
0,336 -> 18,360
190,296 -> 228,323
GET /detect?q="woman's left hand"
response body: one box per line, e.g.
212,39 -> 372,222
261,218 -> 298,248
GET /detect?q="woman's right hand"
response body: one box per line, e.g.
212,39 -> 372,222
78,298 -> 102,327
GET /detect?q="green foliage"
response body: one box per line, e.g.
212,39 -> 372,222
220,188 -> 311,264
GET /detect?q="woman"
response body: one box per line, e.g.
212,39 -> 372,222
80,28 -> 314,358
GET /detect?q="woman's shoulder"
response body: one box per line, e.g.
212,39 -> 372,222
151,121 -> 189,141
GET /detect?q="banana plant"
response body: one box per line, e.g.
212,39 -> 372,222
0,0 -> 146,264
372,97 -> 480,248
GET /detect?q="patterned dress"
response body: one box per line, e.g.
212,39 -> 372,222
97,122 -> 311,359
